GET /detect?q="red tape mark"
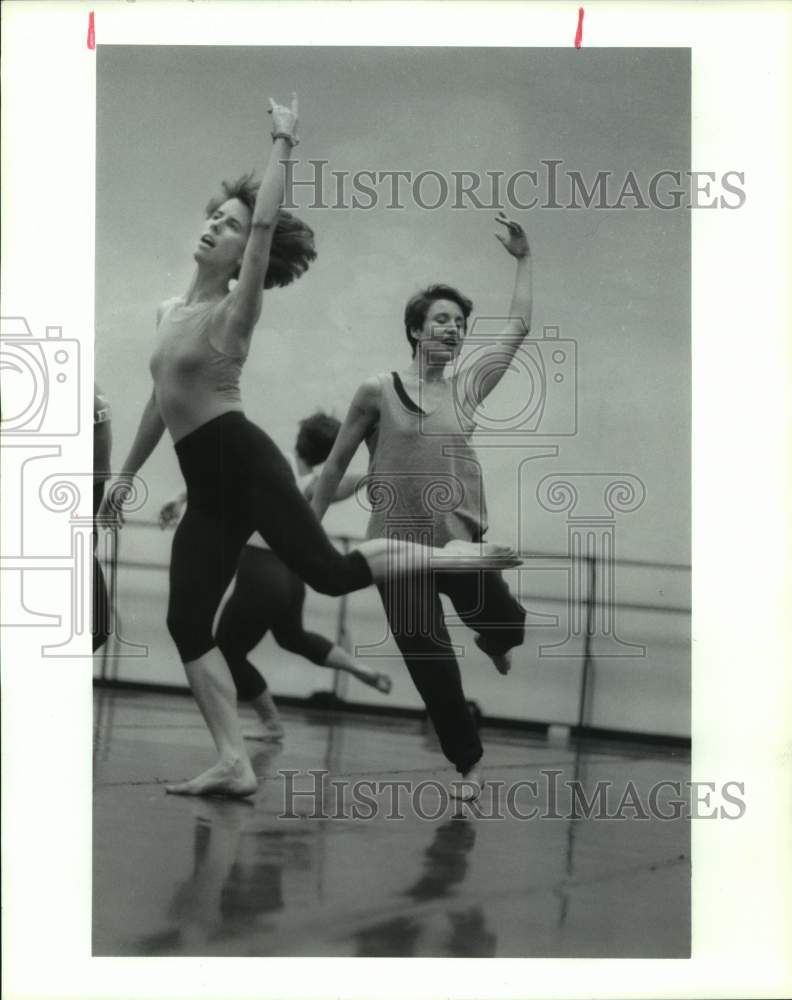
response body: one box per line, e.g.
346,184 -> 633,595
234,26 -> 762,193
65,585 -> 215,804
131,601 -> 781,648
87,10 -> 95,50
574,7 -> 584,49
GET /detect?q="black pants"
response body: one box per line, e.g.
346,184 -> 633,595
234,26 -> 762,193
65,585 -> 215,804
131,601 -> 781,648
93,481 -> 111,653
215,546 -> 334,701
379,569 -> 526,774
167,413 -> 372,663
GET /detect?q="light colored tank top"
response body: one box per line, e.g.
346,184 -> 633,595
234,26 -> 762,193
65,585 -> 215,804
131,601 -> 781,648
364,372 -> 487,546
149,297 -> 246,442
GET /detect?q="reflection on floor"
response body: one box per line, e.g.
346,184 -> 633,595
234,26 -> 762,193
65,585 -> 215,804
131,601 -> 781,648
93,688 -> 690,957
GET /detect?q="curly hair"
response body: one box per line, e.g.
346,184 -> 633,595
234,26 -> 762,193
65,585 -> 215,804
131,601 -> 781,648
403,284 -> 474,357
205,173 -> 317,289
295,411 -> 341,468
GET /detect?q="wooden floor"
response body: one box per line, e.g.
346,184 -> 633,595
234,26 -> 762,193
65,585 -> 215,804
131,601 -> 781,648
93,688 -> 690,958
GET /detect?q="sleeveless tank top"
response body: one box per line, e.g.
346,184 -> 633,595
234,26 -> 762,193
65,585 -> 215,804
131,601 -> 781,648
149,297 -> 246,442
364,372 -> 487,546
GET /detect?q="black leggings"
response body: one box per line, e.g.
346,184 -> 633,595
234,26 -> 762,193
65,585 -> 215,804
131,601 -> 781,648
167,412 -> 372,663
215,546 -> 334,701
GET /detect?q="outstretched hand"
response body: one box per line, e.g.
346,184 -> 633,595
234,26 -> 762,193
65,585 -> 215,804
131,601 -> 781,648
159,499 -> 184,530
494,212 -> 530,259
268,92 -> 299,144
98,479 -> 131,530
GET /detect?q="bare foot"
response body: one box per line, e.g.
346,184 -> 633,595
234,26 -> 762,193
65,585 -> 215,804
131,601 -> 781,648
165,757 -> 258,798
245,719 -> 285,742
433,540 -> 522,571
246,691 -> 285,741
358,671 -> 393,695
449,763 -> 482,802
474,635 -> 512,675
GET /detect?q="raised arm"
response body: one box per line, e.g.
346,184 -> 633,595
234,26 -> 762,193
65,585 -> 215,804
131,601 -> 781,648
227,94 -> 299,332
460,213 -> 532,410
310,378 -> 381,522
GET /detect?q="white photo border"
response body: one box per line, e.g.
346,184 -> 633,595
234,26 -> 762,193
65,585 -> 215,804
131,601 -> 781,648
1,2 -> 790,998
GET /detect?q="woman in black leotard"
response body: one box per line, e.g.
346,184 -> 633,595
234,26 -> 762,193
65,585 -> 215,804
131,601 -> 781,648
104,94 -> 519,798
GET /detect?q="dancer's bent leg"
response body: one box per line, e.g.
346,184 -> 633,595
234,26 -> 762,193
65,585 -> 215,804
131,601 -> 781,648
268,561 -> 334,665
378,582 -> 482,776
267,565 -> 390,692
214,548 -> 277,702
214,566 -> 285,742
440,570 -> 526,676
319,646 -> 392,694
357,537 -> 520,584
243,425 -> 373,596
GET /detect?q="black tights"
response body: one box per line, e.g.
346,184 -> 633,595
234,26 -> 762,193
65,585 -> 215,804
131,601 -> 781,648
167,413 -> 372,663
215,546 -> 334,701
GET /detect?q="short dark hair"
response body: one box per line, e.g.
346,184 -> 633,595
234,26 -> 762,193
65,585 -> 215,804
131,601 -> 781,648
295,411 -> 341,467
402,284 -> 474,357
205,173 -> 317,289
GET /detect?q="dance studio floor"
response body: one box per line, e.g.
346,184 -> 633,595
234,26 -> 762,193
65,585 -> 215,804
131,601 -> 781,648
93,688 -> 690,958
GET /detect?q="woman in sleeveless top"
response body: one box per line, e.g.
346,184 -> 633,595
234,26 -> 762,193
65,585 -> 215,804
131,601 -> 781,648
312,215 -> 532,800
159,411 -> 393,741
104,95 -> 519,798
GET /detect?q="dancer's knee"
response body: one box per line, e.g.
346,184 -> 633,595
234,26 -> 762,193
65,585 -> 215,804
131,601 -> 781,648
214,619 -> 244,661
269,626 -> 298,653
233,668 -> 267,702
215,638 -> 248,677
167,606 -> 214,663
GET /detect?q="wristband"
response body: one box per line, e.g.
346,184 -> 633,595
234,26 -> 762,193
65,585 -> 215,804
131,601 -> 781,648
272,131 -> 299,147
